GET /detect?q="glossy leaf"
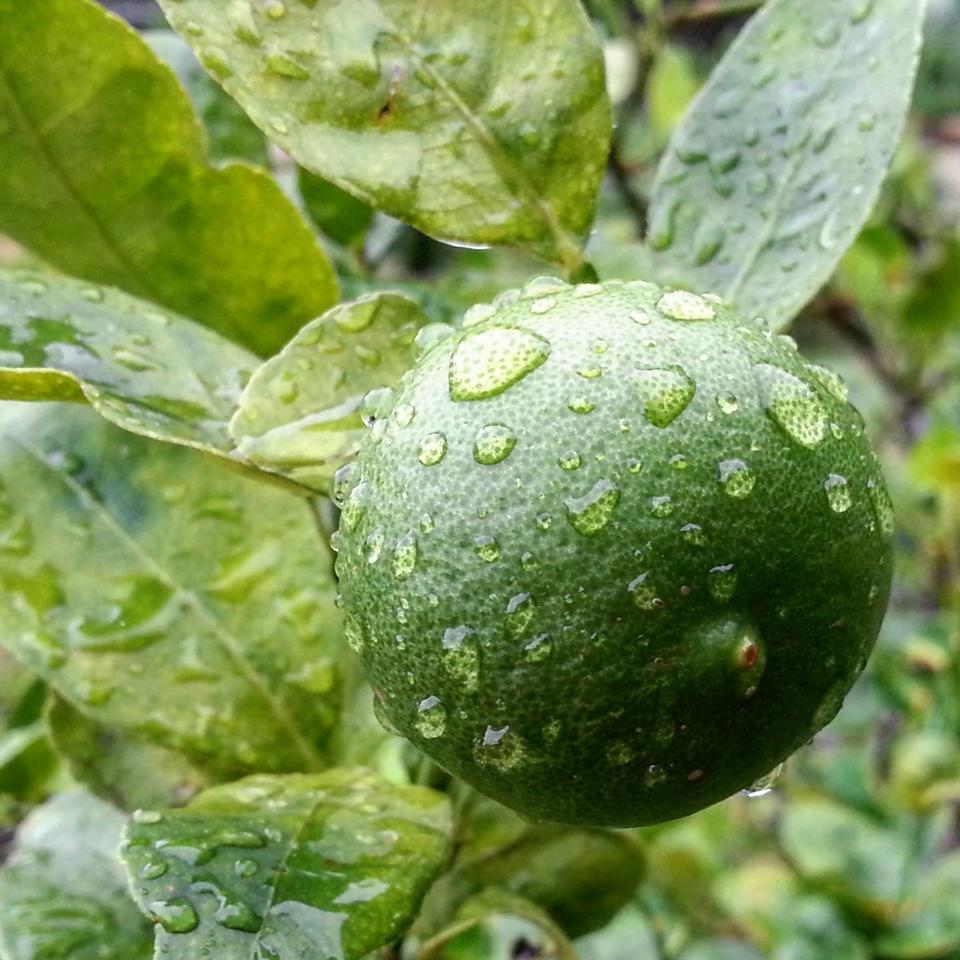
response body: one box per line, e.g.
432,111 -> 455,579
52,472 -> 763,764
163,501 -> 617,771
0,721 -> 59,804
145,30 -> 269,165
0,0 -> 337,356
0,403 -> 343,777
0,270 -> 259,461
230,293 -> 435,491
47,695 -> 212,812
648,0 -> 926,328
156,0 -> 612,271
121,769 -> 453,960
0,791 -> 154,960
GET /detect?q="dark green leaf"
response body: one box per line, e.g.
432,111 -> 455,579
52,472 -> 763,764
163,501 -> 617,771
648,0 -> 926,328
0,721 -> 59,804
0,269 -> 260,463
230,293 -> 435,491
47,695 -> 212,812
0,0 -> 337,356
156,0 -> 612,271
0,791 -> 154,960
299,170 -> 376,250
0,402 -> 343,777
121,769 -> 453,960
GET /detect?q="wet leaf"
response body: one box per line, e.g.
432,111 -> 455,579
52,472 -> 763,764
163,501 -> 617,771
230,293 -> 434,491
145,30 -> 269,165
648,0 -> 926,328
0,269 -> 260,464
47,695 -> 212,812
121,769 -> 452,960
418,889 -> 579,960
0,791 -> 154,960
0,0 -> 337,356
156,0 -> 612,271
0,402 -> 343,777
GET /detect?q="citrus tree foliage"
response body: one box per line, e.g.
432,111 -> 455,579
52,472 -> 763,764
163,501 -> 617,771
0,0 -> 958,958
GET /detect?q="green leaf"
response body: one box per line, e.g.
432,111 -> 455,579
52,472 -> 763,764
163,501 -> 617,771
778,799 -> 907,920
121,769 -> 453,960
418,890 -> 579,960
0,721 -> 59,804
0,0 -> 337,356
299,170 -> 376,251
0,402 -> 343,777
47,695 -> 212,812
647,0 -> 926,328
145,30 -> 269,166
0,269 -> 261,462
156,0 -> 612,272
0,791 -> 154,960
230,293 -> 436,492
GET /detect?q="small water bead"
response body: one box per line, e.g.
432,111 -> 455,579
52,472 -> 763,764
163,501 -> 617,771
419,513 -> 435,534
331,461 -> 359,506
140,860 -> 168,880
133,809 -> 163,825
568,396 -> 595,414
391,532 -> 418,580
592,338 -> 608,353
365,528 -> 384,563
558,450 -> 582,471
626,458 -> 642,474
823,474 -> 852,513
415,696 -> 446,739
522,275 -> 569,298
474,535 -> 501,562
361,386 -> 393,427
644,764 -> 667,787
475,725 -> 525,771
462,303 -> 497,328
650,495 -> 674,518
442,625 -> 474,649
344,616 -> 364,654
718,459 -> 756,499
708,564 -> 738,603
808,363 -> 849,403
535,513 -> 552,531
606,741 -> 633,766
629,573 -> 662,611
670,454 -> 688,470
577,364 -> 603,379
630,308 -> 654,326
573,283 -> 603,298
473,423 -> 517,465
530,296 -> 558,314
716,392 -> 739,415
657,290 -> 716,322
264,0 -> 287,18
449,327 -> 551,401
393,403 -> 416,427
868,480 -> 894,536
150,898 -> 200,935
505,593 -> 535,636
417,432 -> 448,466
565,479 -> 621,535
754,364 -> 827,448
635,367 -> 696,427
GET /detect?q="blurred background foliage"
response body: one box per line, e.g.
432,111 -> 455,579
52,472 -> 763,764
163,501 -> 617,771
2,0 -> 960,957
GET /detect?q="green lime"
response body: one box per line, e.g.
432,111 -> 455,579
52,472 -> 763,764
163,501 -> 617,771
336,277 -> 893,827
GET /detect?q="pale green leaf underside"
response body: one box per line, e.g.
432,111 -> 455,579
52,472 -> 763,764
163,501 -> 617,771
0,403 -> 342,777
648,0 -> 926,329
121,770 -> 453,960
0,270 -> 258,461
0,792 -> 154,960
157,0 -> 612,270
0,0 -> 337,356
230,293 -> 433,492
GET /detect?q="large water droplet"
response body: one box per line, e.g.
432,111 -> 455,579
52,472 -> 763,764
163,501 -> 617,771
636,367 -> 696,427
474,535 -> 501,562
823,474 -> 852,513
754,364 -> 827,448
658,290 -> 716,321
150,898 -> 199,934
505,593 -> 535,637
473,423 -> 517,465
718,459 -> 756,499
415,696 -> 446,739
743,762 -> 785,798
417,432 -> 448,466
650,495 -> 674,518
565,479 -> 620,535
449,327 -> 550,401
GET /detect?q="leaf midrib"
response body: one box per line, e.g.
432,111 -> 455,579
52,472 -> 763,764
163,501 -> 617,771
10,433 -> 325,771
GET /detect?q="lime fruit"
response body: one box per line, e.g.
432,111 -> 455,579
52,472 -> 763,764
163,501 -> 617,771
335,277 -> 894,827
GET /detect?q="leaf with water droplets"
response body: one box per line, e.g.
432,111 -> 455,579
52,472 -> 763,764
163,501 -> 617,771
0,0 -> 337,356
155,0 -> 611,271
230,294 -> 432,493
0,403 -> 342,776
121,769 -> 452,960
0,270 -> 276,476
648,0 -> 926,329
0,791 -> 154,960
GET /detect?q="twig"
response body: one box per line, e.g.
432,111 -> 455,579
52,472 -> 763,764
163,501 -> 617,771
664,0 -> 764,29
